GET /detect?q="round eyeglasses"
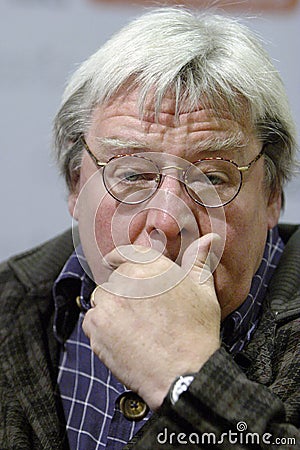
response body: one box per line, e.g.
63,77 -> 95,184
81,136 -> 264,208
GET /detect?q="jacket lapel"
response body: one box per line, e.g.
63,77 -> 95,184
240,305 -> 276,384
0,230 -> 77,448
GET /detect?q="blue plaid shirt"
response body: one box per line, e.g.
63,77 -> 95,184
53,226 -> 284,449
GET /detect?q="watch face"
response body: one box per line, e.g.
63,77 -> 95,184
170,375 -> 195,405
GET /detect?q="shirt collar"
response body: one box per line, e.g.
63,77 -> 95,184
53,245 -> 95,343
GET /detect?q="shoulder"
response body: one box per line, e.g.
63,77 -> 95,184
278,223 -> 300,245
0,228 -> 76,342
271,223 -> 300,320
0,228 -> 77,290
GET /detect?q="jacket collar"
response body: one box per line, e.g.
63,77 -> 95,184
234,224 -> 300,382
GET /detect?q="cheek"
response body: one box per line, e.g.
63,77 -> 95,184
93,201 -> 148,256
214,193 -> 270,316
223,197 -> 269,268
93,201 -> 116,256
74,169 -> 119,274
77,171 -> 151,267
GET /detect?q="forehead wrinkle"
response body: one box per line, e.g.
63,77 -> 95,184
93,131 -> 250,162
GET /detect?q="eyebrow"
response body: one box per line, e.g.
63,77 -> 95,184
194,133 -> 249,153
94,137 -> 149,159
94,133 -> 249,160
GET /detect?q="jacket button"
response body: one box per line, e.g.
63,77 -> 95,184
119,392 -> 149,421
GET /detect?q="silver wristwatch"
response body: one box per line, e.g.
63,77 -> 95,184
169,374 -> 196,405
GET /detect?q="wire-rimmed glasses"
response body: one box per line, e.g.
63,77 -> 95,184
81,136 -> 264,208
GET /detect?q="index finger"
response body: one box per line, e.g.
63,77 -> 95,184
104,244 -> 165,269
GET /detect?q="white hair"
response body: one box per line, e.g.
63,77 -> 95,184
53,7 -> 297,193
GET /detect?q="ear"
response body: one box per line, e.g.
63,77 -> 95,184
67,170 -> 81,221
267,189 -> 282,230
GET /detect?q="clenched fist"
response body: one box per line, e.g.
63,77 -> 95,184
82,233 -> 221,411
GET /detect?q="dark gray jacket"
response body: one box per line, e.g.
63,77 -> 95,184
0,224 -> 299,449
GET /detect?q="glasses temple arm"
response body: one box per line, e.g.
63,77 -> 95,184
80,136 -> 106,168
237,148 -> 265,172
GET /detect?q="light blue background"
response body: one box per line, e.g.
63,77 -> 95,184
1,0 -> 299,261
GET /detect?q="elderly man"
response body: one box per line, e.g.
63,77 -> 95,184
0,8 -> 299,450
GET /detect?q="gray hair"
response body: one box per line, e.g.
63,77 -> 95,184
53,7 -> 297,194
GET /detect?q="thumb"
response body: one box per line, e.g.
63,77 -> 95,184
181,233 -> 222,285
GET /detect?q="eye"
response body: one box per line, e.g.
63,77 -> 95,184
121,170 -> 159,183
205,171 -> 229,185
124,171 -> 144,182
187,170 -> 230,188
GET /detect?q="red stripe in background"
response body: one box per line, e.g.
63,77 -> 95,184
89,0 -> 299,12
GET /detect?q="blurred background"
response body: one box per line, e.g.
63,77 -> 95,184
0,0 -> 299,261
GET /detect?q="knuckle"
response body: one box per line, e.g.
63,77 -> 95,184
82,309 -> 93,332
111,253 -> 175,280
89,338 -> 101,357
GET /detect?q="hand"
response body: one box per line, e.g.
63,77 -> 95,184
82,233 -> 221,411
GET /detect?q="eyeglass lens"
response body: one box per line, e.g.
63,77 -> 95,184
103,155 -> 242,207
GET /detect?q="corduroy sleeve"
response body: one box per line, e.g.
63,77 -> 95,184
127,343 -> 300,449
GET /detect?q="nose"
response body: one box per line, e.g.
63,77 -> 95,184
143,175 -> 198,240
126,174 -> 202,262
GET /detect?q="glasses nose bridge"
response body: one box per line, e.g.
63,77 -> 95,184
159,164 -> 186,183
